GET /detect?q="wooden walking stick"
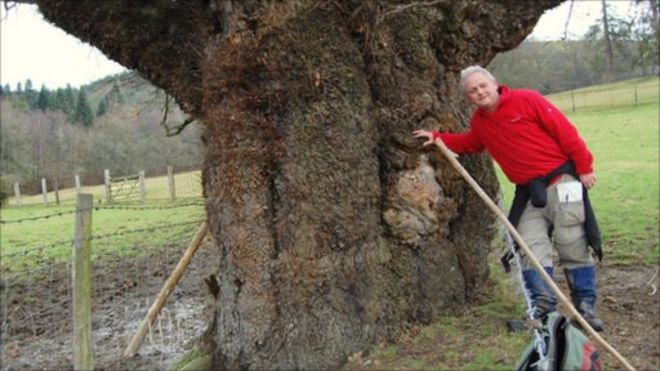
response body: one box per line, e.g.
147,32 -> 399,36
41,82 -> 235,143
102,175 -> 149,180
124,221 -> 209,357
432,139 -> 636,371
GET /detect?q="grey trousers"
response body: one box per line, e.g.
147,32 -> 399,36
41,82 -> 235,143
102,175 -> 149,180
518,174 -> 594,269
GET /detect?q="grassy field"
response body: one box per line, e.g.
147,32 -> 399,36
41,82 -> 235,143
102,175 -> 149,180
549,75 -> 658,112
1,171 -> 205,270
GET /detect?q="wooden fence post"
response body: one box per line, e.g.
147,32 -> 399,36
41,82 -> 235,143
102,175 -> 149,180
13,182 -> 21,207
72,194 -> 94,370
167,166 -> 176,202
104,169 -> 112,203
124,222 -> 208,357
54,179 -> 61,206
75,175 -> 81,194
570,91 -> 576,112
139,171 -> 146,203
41,178 -> 49,206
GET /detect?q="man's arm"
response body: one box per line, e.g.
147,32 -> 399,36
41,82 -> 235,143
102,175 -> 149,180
412,129 -> 485,154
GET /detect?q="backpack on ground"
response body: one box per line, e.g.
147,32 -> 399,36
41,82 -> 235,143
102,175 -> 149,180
515,312 -> 602,371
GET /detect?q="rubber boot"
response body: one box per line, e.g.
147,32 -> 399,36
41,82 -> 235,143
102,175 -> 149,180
565,266 -> 604,332
522,267 -> 557,320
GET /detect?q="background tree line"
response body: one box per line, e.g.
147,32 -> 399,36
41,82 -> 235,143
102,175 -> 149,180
490,0 -> 658,93
1,79 -> 97,127
0,72 -> 203,198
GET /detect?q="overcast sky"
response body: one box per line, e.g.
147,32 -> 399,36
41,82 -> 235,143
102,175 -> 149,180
0,1 -> 635,90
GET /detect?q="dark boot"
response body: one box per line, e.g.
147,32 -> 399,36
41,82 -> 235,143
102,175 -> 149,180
565,266 -> 604,332
522,267 -> 557,320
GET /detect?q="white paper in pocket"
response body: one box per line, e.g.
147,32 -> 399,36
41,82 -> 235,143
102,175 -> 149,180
556,181 -> 583,203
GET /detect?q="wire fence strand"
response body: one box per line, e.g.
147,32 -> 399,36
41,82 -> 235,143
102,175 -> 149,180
0,209 -> 80,224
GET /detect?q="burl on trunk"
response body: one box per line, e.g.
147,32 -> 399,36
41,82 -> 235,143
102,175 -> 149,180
34,0 -> 561,368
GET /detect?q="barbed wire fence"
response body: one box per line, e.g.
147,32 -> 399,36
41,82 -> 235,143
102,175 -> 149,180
0,197 -> 215,370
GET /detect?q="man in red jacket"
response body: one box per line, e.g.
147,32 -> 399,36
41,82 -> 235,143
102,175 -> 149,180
413,66 -> 604,331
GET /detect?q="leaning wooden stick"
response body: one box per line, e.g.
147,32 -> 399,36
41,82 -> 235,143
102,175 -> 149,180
124,221 -> 209,357
433,139 -> 635,371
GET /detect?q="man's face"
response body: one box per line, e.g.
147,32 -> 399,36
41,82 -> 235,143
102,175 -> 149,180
463,72 -> 499,111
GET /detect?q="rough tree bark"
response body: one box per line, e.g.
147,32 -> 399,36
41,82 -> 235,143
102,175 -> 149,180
31,0 -> 562,368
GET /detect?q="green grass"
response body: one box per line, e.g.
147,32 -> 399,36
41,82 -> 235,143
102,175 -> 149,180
549,76 -> 658,112
1,198 -> 205,271
347,262 -> 530,370
1,169 -> 205,272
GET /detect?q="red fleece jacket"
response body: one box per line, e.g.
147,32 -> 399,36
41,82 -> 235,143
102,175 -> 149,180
433,86 -> 593,185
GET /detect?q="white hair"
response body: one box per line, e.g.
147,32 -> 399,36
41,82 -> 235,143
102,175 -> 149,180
459,65 -> 497,92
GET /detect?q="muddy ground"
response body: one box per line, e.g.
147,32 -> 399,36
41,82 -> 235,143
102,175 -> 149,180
585,263 -> 659,370
1,241 -> 217,371
2,242 -> 658,370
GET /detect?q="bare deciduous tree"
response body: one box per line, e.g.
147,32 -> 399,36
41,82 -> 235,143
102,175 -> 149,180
601,0 -> 615,80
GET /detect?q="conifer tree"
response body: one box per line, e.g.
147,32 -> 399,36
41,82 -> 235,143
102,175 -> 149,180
62,84 -> 76,116
96,97 -> 108,117
110,82 -> 124,104
24,79 -> 38,109
25,79 -> 39,109
73,89 -> 94,127
37,85 -> 50,111
51,88 -> 65,111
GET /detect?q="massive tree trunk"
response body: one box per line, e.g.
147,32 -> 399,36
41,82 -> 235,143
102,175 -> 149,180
33,0 -> 561,368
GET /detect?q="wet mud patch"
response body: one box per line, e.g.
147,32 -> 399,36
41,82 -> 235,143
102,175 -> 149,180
592,264 -> 660,369
1,242 -> 216,370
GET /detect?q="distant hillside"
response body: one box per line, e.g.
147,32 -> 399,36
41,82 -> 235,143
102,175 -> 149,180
85,71 -> 174,111
0,72 -> 203,196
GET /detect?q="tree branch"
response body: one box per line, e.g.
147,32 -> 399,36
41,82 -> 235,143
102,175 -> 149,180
431,0 -> 564,69
160,95 -> 196,137
33,0 -> 221,117
377,0 -> 446,23
2,0 -> 35,13
563,0 -> 575,40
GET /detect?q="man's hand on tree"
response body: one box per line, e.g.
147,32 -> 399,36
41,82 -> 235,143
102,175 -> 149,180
412,130 -> 436,147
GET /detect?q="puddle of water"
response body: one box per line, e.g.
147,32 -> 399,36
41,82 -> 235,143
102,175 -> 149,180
2,297 -> 208,370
